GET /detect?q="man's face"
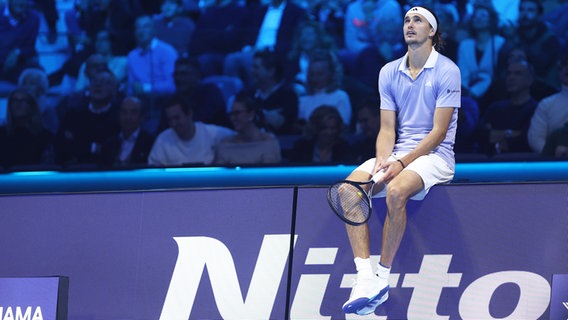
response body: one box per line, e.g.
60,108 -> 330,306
120,98 -> 142,134
404,13 -> 434,46
505,62 -> 533,93
165,104 -> 192,138
135,17 -> 155,47
89,71 -> 117,102
307,60 -> 331,91
518,1 -> 540,27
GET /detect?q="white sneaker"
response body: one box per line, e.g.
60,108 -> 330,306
342,274 -> 389,314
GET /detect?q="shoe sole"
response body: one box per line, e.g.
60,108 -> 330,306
356,291 -> 389,315
342,285 -> 389,314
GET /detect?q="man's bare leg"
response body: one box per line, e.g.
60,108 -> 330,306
380,170 -> 423,267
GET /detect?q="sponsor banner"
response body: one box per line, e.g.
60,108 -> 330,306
0,277 -> 67,320
551,274 -> 568,320
292,184 -> 567,319
0,183 -> 566,319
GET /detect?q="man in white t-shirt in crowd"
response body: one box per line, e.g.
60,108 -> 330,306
148,95 -> 234,166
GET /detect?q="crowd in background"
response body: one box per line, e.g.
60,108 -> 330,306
0,0 -> 567,171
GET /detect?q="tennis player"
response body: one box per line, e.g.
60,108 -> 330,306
341,6 -> 461,315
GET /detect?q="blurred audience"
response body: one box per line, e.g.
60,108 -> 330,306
100,96 -> 155,167
189,0 -> 248,77
350,97 -> 380,162
458,3 -> 504,102
127,15 -> 178,96
55,69 -> 121,165
542,123 -> 568,159
297,50 -> 351,131
215,91 -> 281,165
0,0 -> 41,85
75,30 -> 128,92
249,49 -> 298,134
223,0 -> 308,88
173,57 -> 228,127
288,105 -> 354,163
499,0 -> 561,90
286,20 -> 337,96
148,95 -> 234,166
17,67 -> 60,135
0,88 -> 54,168
528,55 -> 568,153
307,0 -> 346,49
153,0 -> 196,55
475,59 -> 537,154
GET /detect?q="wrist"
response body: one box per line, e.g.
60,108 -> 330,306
396,158 -> 406,169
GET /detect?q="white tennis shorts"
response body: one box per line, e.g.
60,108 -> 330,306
354,152 -> 454,200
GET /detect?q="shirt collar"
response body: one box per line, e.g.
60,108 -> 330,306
398,48 -> 439,73
89,102 -> 113,114
137,38 -> 158,54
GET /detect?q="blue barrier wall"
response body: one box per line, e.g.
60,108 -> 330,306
0,161 -> 567,194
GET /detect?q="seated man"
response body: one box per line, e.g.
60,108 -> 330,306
100,96 -> 155,167
127,15 -> 178,96
55,69 -> 121,165
148,95 -> 234,166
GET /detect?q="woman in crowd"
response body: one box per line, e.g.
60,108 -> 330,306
215,91 -> 281,165
0,88 -> 54,169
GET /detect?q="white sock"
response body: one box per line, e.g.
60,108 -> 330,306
376,262 -> 391,280
354,257 -> 373,279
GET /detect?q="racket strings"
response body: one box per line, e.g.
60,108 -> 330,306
329,182 -> 371,224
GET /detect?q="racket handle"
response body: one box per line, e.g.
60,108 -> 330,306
371,170 -> 386,183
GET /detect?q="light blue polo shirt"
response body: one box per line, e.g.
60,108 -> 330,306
378,49 -> 461,168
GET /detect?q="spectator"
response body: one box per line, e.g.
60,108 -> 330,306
475,59 -> 537,154
17,68 -> 60,134
457,3 -> 504,102
173,57 -> 227,127
223,0 -> 308,88
154,0 -> 196,55
288,105 -> 354,163
286,20 -> 337,96
100,96 -> 155,167
148,95 -> 234,166
345,0 -> 406,88
343,0 -> 402,56
127,15 -> 178,96
528,55 -> 568,153
307,0 -> 346,49
189,0 -> 248,77
75,30 -> 128,92
454,96 -> 480,154
215,91 -> 281,165
0,88 -> 53,168
499,0 -> 561,90
0,0 -> 41,85
542,123 -> 568,158
351,97 -> 380,162
297,50 -> 352,131
55,69 -> 121,165
250,49 -> 299,134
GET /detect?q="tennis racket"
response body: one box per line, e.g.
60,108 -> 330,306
327,170 -> 385,226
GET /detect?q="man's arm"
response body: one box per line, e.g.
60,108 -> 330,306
373,109 -> 396,173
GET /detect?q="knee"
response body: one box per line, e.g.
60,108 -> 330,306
385,183 -> 410,210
